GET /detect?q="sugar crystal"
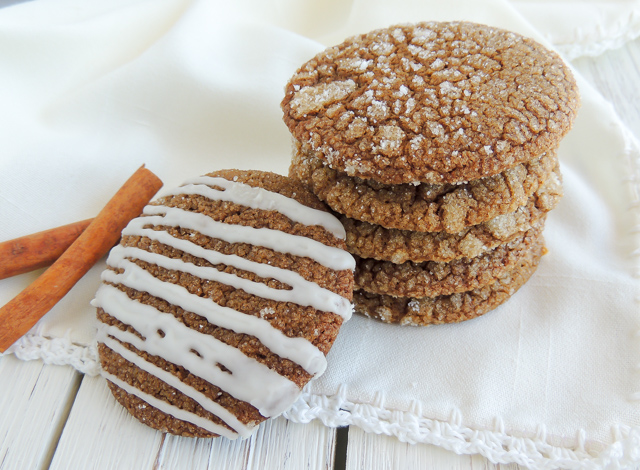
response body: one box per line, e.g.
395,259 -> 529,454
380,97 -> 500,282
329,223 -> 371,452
290,80 -> 357,118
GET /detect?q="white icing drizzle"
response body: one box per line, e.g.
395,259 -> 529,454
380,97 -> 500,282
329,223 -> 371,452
97,326 -> 253,439
109,242 -> 351,320
101,370 -> 239,438
132,205 -> 355,272
166,176 -> 347,240
100,263 -> 327,376
94,285 -> 303,418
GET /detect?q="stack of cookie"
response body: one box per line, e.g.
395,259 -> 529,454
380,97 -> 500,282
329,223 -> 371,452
281,21 -> 579,325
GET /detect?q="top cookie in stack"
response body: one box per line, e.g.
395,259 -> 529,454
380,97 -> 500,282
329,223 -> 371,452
282,21 -> 579,325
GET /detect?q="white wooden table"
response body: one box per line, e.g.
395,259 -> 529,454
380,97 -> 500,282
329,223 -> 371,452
1,32 -> 639,470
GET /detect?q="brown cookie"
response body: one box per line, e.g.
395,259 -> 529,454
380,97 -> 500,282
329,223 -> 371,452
94,170 -> 355,439
290,142 -> 557,233
343,162 -> 561,263
281,21 -> 579,185
355,224 -> 543,298
353,235 -> 544,325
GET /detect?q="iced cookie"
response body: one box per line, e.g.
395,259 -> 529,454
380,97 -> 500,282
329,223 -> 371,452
353,234 -> 545,325
290,144 -> 557,233
281,21 -> 579,185
93,170 -> 355,439
354,224 -> 543,298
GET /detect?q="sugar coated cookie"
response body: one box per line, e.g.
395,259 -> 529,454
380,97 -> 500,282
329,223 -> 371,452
290,143 -> 557,233
93,170 -> 355,438
343,163 -> 560,264
353,234 -> 544,325
354,224 -> 543,298
282,21 -> 579,185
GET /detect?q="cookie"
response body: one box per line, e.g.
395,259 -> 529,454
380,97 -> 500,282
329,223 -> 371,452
353,234 -> 544,325
354,224 -> 543,298
93,170 -> 355,439
344,161 -> 561,263
290,142 -> 557,233
281,21 -> 579,185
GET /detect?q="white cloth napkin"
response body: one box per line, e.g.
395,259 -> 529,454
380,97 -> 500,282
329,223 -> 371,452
512,0 -> 640,59
1,0 -> 639,468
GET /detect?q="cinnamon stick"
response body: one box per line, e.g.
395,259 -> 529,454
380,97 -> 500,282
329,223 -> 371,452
0,219 -> 94,280
0,166 -> 163,352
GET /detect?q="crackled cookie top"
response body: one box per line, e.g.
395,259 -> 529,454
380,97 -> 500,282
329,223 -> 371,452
282,21 -> 579,184
94,170 -> 354,439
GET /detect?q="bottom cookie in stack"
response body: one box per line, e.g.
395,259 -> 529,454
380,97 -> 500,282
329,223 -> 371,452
353,225 -> 546,325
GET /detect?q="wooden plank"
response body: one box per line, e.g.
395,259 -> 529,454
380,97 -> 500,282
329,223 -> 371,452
343,425 -> 522,470
49,373 -> 336,469
0,355 -> 81,470
157,416 -> 337,470
49,375 -> 164,470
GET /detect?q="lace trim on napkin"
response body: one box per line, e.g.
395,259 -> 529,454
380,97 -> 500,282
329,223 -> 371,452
4,335 -> 101,376
284,387 -> 640,469
5,333 -> 640,467
555,23 -> 640,60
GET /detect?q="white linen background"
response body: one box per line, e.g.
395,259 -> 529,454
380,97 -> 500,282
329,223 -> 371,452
0,0 -> 639,468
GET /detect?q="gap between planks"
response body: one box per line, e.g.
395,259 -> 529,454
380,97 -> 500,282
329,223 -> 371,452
0,354 -> 82,470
